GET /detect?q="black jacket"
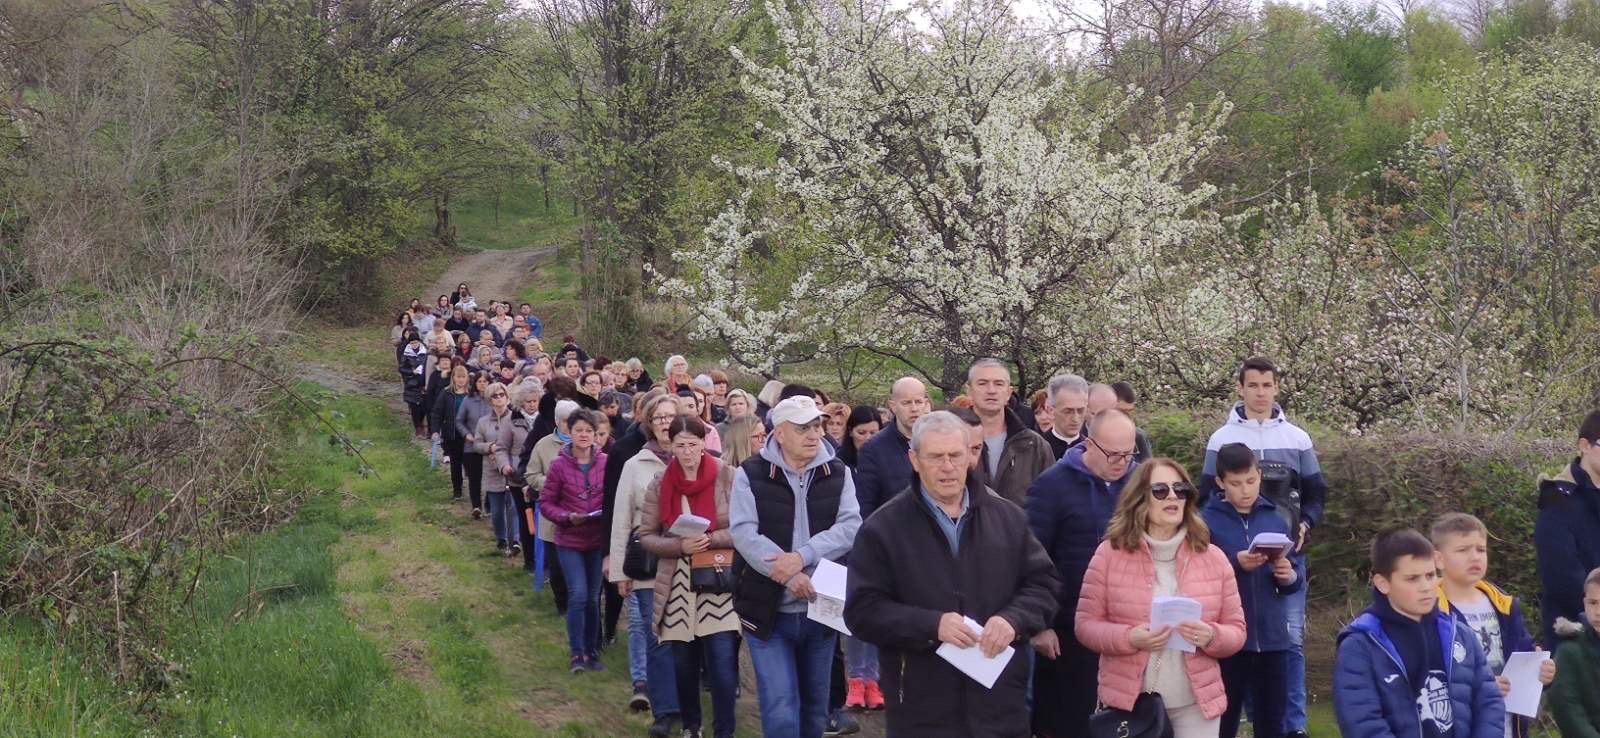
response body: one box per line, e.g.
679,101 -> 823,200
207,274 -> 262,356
845,474 -> 1060,738
599,420 -> 648,548
431,388 -> 468,443
1536,458 -> 1600,639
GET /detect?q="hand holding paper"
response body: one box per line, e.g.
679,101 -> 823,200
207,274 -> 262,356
936,616 -> 1015,689
1502,651 -> 1552,718
806,559 -> 851,636
1150,596 -> 1203,652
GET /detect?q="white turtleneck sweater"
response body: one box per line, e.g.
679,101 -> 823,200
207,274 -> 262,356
1141,529 -> 1197,709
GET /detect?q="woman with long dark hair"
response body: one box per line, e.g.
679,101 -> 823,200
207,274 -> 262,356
454,371 -> 492,519
431,365 -> 473,502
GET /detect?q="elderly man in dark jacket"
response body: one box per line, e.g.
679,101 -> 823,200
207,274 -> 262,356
846,411 -> 1060,738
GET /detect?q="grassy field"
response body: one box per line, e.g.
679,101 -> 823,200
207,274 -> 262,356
445,176 -> 583,253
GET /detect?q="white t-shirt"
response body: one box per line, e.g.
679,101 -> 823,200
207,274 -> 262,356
1454,596 -> 1511,738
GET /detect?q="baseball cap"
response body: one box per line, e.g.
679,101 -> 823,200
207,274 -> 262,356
769,396 -> 824,427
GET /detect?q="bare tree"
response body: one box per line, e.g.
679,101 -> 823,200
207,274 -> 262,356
1050,0 -> 1254,103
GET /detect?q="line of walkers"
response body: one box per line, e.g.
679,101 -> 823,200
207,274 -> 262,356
395,297 -> 1600,738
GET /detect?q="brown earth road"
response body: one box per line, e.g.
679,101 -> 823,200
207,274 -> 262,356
428,245 -> 556,307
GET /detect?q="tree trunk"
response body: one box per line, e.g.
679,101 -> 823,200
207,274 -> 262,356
540,163 -> 552,211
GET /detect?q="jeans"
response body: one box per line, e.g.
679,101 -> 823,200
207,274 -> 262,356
629,589 -> 681,718
555,547 -> 602,658
846,636 -> 879,680
486,490 -> 516,545
745,612 -> 836,738
673,632 -> 739,738
462,452 -> 484,510
1221,650 -> 1289,738
1284,584 -> 1307,732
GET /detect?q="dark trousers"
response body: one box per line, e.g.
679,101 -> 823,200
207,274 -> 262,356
829,637 -> 846,711
541,538 -> 569,614
603,581 -> 624,646
1221,649 -> 1290,738
462,452 -> 484,510
674,632 -> 740,738
406,401 -> 427,430
443,437 -> 466,499
1031,631 -> 1100,738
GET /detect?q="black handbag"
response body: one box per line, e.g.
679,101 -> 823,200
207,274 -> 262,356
1088,691 -> 1173,738
622,527 -> 657,580
689,548 -> 737,594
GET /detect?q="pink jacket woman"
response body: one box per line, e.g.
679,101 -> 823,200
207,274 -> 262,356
1074,537 -> 1247,718
540,445 -> 608,551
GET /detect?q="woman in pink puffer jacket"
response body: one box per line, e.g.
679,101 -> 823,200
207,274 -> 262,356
1075,458 -> 1246,738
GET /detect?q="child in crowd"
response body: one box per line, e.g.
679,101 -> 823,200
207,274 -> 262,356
1334,528 -> 1504,738
1550,567 -> 1600,737
1431,513 -> 1555,738
1201,444 -> 1302,738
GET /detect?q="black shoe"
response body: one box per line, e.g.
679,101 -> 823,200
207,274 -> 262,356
823,709 -> 860,737
681,728 -> 702,738
647,715 -> 679,738
629,681 -> 650,712
510,542 -> 522,554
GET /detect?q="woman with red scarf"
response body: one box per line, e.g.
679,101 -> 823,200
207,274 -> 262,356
641,415 -> 740,738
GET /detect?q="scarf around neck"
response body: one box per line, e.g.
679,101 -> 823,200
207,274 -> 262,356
659,453 -> 719,533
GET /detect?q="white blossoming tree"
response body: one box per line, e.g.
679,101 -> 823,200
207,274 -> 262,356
656,0 -> 1230,395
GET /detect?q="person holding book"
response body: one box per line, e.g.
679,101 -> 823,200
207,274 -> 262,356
1200,443 -> 1302,738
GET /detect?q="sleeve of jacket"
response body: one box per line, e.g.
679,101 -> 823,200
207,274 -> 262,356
1333,636 -> 1400,738
796,467 -> 860,567
639,474 -> 684,559
855,446 -> 884,520
430,390 -> 450,438
526,442 -> 552,499
471,416 -> 495,456
1536,503 -> 1583,638
842,519 -> 944,652
730,466 -> 784,577
600,440 -> 631,547
492,419 -> 515,473
1074,548 -> 1137,656
1466,630 -> 1506,738
1025,475 -> 1061,582
541,457 -> 577,526
607,467 -> 636,582
994,518 -> 1061,640
1550,641 -> 1600,738
1275,554 -> 1306,596
1199,444 -> 1221,502
454,398 -> 474,440
1201,548 -> 1247,659
1297,444 -> 1328,527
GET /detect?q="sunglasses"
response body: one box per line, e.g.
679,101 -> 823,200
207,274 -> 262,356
1149,482 -> 1195,501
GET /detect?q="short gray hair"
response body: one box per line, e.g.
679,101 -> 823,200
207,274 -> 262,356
1048,374 -> 1089,404
626,357 -> 643,371
966,357 -> 1009,383
910,410 -> 973,452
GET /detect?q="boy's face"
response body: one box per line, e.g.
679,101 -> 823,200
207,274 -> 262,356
1237,369 -> 1279,416
1218,467 -> 1260,513
1433,531 -> 1488,587
1374,554 -> 1439,620
1585,582 -> 1600,632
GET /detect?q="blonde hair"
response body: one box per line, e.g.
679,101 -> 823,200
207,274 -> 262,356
1104,458 -> 1211,553
1429,513 -> 1488,546
723,415 -> 764,467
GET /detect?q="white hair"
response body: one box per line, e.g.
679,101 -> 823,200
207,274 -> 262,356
1048,374 -> 1090,404
910,411 -> 973,453
663,354 -> 687,378
555,399 -> 581,423
626,357 -> 643,371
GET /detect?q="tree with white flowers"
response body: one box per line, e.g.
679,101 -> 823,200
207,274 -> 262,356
656,0 -> 1230,395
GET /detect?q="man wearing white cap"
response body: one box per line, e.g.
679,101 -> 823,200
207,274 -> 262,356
731,395 -> 863,738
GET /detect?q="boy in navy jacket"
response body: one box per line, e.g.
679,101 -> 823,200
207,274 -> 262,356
1201,443 -> 1303,738
1335,528 -> 1504,738
1432,513 -> 1556,738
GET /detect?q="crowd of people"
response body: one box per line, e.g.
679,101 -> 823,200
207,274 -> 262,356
392,283 -> 1600,738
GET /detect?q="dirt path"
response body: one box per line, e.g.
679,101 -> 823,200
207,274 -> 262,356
429,245 -> 555,305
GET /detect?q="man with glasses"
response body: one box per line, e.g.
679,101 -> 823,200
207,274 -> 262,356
1042,374 -> 1090,460
1024,410 -> 1141,738
845,411 -> 1060,738
731,396 -> 862,738
854,376 -> 933,520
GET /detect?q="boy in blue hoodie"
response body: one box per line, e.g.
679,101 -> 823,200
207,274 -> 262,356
1431,513 -> 1556,738
1335,528 -> 1504,738
1201,443 -> 1303,738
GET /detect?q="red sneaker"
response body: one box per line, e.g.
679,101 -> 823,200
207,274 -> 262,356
845,677 -> 866,710
863,679 -> 885,710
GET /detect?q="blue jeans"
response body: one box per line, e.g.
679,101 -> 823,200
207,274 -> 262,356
846,636 -> 879,680
1284,582 -> 1307,731
629,588 -> 681,718
486,489 -> 516,546
673,631 -> 739,738
746,612 -> 835,738
555,547 -> 602,658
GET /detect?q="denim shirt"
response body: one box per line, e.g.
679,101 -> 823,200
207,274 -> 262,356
918,485 -> 970,555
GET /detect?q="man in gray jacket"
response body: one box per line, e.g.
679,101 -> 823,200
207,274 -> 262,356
731,395 -> 862,738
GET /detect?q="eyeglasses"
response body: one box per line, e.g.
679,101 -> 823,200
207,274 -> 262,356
1149,482 -> 1195,501
651,414 -> 678,425
1085,436 -> 1137,463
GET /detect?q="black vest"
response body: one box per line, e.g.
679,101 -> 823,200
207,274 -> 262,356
734,454 -> 848,637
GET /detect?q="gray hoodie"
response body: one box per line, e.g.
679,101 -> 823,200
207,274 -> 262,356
730,436 -> 862,613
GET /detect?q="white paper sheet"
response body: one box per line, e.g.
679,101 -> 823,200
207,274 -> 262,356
1150,596 -> 1203,652
667,513 -> 710,537
1502,651 -> 1551,718
807,559 -> 852,635
936,616 -> 1016,689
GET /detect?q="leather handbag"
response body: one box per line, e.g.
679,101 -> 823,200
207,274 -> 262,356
689,548 -> 737,594
622,527 -> 657,580
1088,691 -> 1173,738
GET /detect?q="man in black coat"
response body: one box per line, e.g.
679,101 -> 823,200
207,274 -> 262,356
845,411 -> 1060,738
